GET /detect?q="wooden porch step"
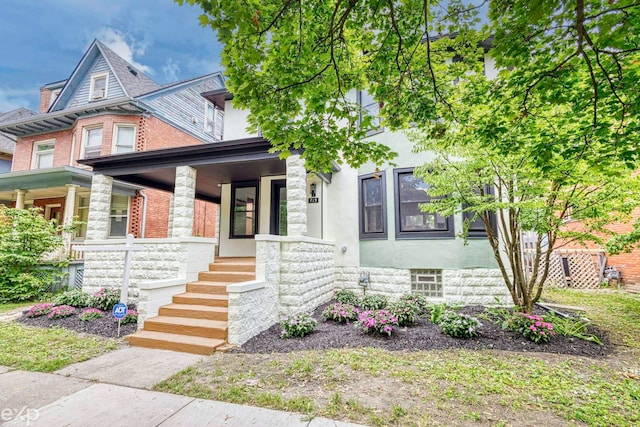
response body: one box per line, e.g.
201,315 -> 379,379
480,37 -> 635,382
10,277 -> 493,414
143,316 -> 227,339
173,292 -> 228,307
215,257 -> 256,264
209,262 -> 256,273
198,271 -> 256,282
159,304 -> 228,321
126,330 -> 225,355
186,281 -> 229,295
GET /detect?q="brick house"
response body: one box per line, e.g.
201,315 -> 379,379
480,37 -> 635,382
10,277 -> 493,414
0,108 -> 38,175
0,40 -> 224,264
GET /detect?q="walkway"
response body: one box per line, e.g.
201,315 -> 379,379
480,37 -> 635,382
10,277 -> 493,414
0,347 -> 364,427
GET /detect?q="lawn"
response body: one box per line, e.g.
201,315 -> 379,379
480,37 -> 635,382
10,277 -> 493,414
155,290 -> 640,427
0,322 -> 119,372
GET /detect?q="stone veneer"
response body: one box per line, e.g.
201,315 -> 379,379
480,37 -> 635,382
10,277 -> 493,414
171,166 -> 196,238
85,174 -> 113,240
285,154 -> 307,236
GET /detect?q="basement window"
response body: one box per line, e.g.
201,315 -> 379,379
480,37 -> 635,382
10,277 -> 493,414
411,269 -> 443,298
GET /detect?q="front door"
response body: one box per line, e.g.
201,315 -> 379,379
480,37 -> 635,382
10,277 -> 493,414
270,180 -> 287,235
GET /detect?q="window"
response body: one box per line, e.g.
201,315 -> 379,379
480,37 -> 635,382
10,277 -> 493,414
204,101 -> 224,141
90,73 -> 108,100
394,168 -> 454,238
357,90 -> 382,135
82,126 -> 103,158
230,183 -> 258,238
75,195 -> 90,238
411,269 -> 443,298
113,124 -> 136,154
463,185 -> 496,238
33,140 -> 55,169
109,194 -> 129,237
358,172 -> 387,240
49,89 -> 61,107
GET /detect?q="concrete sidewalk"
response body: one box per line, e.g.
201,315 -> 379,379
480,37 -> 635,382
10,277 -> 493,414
0,347 -> 365,427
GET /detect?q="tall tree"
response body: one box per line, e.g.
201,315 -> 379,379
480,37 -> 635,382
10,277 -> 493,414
179,0 -> 640,309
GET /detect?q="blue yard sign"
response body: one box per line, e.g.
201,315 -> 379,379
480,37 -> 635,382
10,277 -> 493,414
113,303 -> 127,319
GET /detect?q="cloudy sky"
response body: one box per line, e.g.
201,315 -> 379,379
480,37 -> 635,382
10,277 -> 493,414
0,0 -> 223,112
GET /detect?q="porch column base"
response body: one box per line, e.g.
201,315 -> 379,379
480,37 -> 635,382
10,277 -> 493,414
286,154 -> 307,236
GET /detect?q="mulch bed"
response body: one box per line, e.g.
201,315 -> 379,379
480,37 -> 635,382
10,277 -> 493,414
18,309 -> 137,338
236,303 -> 612,358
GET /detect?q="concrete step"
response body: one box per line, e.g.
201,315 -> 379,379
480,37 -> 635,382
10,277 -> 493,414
215,257 -> 256,264
143,316 -> 227,339
186,281 -> 229,295
159,304 -> 228,321
209,262 -> 256,273
126,330 -> 225,355
198,271 -> 256,282
173,292 -> 228,307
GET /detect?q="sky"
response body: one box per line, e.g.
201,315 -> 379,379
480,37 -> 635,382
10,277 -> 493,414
0,0 -> 224,112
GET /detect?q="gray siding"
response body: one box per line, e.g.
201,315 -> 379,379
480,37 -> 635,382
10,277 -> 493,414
142,78 -> 223,143
67,56 -> 125,108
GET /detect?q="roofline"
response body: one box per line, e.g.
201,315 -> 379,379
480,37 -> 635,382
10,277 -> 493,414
49,39 -> 100,112
201,88 -> 234,109
96,41 -> 130,98
42,80 -> 67,90
139,72 -> 225,99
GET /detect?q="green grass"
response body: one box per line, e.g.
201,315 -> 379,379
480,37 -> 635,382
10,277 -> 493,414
0,323 -> 118,372
543,289 -> 640,348
0,302 -> 32,314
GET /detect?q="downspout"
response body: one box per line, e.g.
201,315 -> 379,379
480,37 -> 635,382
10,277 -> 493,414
139,190 -> 148,238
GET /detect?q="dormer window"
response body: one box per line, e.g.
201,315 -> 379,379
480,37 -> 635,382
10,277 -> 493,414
90,73 -> 108,101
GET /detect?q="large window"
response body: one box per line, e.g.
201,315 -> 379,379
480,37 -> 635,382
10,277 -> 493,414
394,168 -> 454,238
463,185 -> 496,238
90,73 -> 108,100
75,195 -> 90,238
204,101 -> 224,141
357,90 -> 382,135
230,183 -> 258,238
358,172 -> 387,239
109,194 -> 129,237
82,126 -> 103,158
33,140 -> 55,169
112,124 -> 136,154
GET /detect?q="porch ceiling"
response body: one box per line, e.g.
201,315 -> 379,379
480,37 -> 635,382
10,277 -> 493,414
78,137 -> 287,203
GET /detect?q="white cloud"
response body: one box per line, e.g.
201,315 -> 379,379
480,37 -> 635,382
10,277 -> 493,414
94,27 -> 153,75
0,87 -> 35,112
162,58 -> 181,82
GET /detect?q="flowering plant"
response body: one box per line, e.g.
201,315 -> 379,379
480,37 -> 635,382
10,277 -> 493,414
357,309 -> 399,336
334,289 -> 360,306
280,313 -> 317,338
26,303 -> 53,318
48,305 -> 75,319
398,294 -> 429,315
388,299 -> 421,327
88,288 -> 121,311
507,312 -> 555,343
438,310 -> 481,338
322,302 -> 359,323
359,294 -> 389,311
119,309 -> 139,325
78,308 -> 104,321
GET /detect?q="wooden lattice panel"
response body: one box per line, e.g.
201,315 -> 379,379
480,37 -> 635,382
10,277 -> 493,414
542,253 -> 569,288
566,253 -> 600,289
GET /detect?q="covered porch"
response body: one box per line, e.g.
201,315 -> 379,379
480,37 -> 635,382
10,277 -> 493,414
79,137 -> 338,350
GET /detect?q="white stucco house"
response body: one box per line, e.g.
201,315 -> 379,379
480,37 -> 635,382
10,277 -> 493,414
76,52 -> 510,354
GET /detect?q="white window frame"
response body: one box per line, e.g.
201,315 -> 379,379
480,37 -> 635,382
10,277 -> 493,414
111,124 -> 136,154
90,72 -> 109,101
204,101 -> 215,133
108,194 -> 130,238
31,140 -> 56,169
49,89 -> 61,107
81,125 -> 103,159
74,194 -> 91,239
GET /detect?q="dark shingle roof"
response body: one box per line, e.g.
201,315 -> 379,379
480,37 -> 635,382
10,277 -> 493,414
96,41 -> 161,97
0,108 -> 38,154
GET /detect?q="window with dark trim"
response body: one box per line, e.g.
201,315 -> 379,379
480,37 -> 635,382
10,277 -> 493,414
230,182 -> 259,238
357,90 -> 383,135
463,185 -> 496,238
394,168 -> 454,239
358,172 -> 387,240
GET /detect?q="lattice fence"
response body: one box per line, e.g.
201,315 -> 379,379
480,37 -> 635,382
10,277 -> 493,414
524,249 -> 604,289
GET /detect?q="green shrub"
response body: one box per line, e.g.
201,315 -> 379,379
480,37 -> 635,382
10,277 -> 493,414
357,309 -> 399,336
280,313 -> 317,338
388,299 -> 421,327
398,294 -> 429,314
88,288 -> 121,311
119,309 -> 138,325
78,308 -> 104,321
0,207 -> 69,303
54,289 -> 90,308
334,289 -> 360,305
359,294 -> 389,311
507,312 -> 555,343
438,310 -> 481,338
543,313 -> 602,345
428,302 -> 448,325
322,302 -> 359,322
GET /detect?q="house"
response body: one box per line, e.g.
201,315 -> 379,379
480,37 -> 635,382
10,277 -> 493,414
71,50 -> 510,354
0,40 -> 225,281
0,108 -> 37,177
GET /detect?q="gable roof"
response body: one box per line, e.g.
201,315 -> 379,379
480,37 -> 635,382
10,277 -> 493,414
50,39 -> 160,112
0,108 -> 38,154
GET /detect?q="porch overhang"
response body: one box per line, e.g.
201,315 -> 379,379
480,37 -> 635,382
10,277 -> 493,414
78,138 -> 288,204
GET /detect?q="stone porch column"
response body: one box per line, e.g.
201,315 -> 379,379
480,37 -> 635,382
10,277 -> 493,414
14,189 -> 27,209
171,166 -> 196,238
62,184 -> 79,252
167,194 -> 175,237
86,174 -> 113,240
286,154 -> 307,236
